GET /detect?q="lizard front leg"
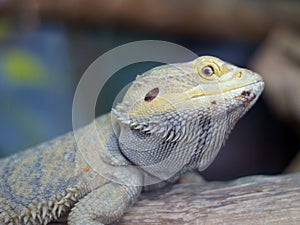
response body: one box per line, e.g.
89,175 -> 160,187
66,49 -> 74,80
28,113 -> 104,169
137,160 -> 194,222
68,182 -> 141,225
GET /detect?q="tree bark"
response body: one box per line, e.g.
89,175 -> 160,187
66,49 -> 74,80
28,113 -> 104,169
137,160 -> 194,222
49,173 -> 300,224
115,173 -> 300,224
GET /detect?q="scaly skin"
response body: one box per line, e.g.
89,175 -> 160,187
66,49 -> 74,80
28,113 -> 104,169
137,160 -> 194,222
0,56 -> 264,224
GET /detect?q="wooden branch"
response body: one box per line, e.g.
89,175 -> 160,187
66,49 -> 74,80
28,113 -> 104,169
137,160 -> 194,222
49,173 -> 300,224
116,173 -> 300,224
1,0 -> 300,40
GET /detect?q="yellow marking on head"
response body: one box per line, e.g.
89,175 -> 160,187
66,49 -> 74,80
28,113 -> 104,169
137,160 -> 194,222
129,95 -> 177,118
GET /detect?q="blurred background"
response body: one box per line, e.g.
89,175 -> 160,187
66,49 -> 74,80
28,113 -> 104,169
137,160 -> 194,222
0,0 -> 300,181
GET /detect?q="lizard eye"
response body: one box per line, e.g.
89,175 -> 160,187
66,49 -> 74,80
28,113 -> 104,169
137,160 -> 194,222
202,66 -> 215,76
196,62 -> 221,79
144,87 -> 159,102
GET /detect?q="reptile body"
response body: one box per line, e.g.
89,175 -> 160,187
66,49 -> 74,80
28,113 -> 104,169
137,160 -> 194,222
0,56 -> 264,224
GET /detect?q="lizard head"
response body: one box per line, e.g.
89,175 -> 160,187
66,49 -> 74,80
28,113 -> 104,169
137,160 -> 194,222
112,56 -> 264,184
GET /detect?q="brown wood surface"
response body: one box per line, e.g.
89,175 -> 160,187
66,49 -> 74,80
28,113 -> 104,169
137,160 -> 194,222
1,0 -> 300,40
50,173 -> 300,225
116,173 -> 300,224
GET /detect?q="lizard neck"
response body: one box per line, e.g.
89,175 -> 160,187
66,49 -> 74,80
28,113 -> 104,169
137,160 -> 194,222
116,108 -> 228,186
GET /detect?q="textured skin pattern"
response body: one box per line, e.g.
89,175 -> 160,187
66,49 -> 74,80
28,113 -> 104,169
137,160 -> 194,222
0,56 -> 264,224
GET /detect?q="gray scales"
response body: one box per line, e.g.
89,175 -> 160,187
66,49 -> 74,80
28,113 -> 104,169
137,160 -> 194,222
0,56 -> 264,225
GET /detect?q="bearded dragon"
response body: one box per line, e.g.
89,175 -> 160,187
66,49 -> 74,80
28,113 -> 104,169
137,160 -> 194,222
0,56 -> 264,225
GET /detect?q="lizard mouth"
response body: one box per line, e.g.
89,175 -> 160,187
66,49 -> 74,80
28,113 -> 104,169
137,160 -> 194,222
190,80 -> 264,99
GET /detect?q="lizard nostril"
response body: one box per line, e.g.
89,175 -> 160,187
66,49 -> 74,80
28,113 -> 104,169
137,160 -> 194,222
236,71 -> 242,78
241,90 -> 251,96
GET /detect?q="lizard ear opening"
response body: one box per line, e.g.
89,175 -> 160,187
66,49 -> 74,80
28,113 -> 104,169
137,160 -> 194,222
144,87 -> 159,102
